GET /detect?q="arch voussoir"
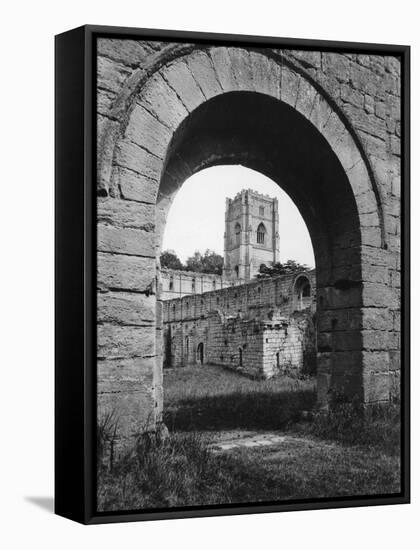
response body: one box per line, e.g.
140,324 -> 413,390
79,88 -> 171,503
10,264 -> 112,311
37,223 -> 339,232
161,59 -> 207,113
279,65 -> 301,108
138,72 -> 189,131
186,50 -> 223,99
125,102 -> 172,159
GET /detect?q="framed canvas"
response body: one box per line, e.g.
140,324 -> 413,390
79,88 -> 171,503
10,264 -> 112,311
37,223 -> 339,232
55,25 -> 410,524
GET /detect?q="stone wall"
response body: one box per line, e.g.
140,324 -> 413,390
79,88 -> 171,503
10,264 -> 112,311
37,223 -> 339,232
164,310 -> 315,379
162,270 -> 316,322
162,271 -> 316,378
96,38 -> 401,438
161,268 -> 241,301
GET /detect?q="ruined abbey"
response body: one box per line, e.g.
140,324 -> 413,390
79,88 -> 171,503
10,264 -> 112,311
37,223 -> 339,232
161,189 -> 316,379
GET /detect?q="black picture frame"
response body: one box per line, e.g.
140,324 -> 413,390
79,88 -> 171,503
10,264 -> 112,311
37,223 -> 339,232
55,24 -> 410,525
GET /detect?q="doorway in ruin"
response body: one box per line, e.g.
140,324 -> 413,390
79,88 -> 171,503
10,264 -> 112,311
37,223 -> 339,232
197,342 -> 204,365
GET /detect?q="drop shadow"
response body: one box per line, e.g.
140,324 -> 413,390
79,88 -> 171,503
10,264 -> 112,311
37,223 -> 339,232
25,496 -> 54,514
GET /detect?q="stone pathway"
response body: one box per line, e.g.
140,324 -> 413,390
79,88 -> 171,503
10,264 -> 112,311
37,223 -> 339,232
210,432 -> 290,452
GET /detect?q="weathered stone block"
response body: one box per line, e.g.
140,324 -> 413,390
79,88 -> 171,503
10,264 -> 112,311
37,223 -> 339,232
309,93 -> 333,132
186,50 -> 223,99
98,356 -> 155,393
139,72 -> 188,130
97,325 -> 156,359
280,66 -> 300,107
363,370 -> 392,403
97,56 -> 132,94
98,225 -> 155,257
162,59 -> 206,112
115,139 -> 163,181
322,110 -> 346,148
97,252 -> 155,292
97,38 -> 155,67
115,167 -> 158,204
295,76 -> 317,120
98,197 -> 154,229
98,291 -> 155,325
248,51 -> 280,99
125,103 -> 172,159
209,47 -> 240,92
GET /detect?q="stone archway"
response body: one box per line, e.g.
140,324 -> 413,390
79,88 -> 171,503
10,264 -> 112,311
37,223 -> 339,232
97,45 -> 399,438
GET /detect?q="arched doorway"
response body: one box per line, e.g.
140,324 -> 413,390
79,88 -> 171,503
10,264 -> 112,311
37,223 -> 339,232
98,45 -> 395,436
293,274 -> 312,311
197,342 -> 204,365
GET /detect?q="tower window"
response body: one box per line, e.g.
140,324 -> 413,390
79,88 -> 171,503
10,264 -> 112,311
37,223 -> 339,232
234,222 -> 241,246
234,265 -> 239,278
257,223 -> 266,244
259,206 -> 264,216
192,278 -> 196,292
169,276 -> 174,291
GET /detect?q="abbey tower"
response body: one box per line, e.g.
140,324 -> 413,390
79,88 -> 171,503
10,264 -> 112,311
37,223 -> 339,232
223,189 -> 280,282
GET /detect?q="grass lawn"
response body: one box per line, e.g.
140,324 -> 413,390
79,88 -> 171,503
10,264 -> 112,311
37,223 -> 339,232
164,364 -> 316,432
97,364 -> 401,512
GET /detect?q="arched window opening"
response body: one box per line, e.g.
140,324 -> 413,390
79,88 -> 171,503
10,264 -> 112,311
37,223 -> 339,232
238,347 -> 243,367
235,222 -> 241,246
212,280 -> 216,290
192,277 -> 196,292
293,275 -> 312,311
257,223 -> 266,245
234,265 -> 239,278
169,276 -> 174,291
197,342 -> 204,365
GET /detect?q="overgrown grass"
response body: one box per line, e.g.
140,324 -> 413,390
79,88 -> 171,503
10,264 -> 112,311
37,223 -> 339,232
97,365 -> 401,511
164,365 -> 316,431
297,398 -> 401,452
97,422 -> 400,511
97,432 -> 243,511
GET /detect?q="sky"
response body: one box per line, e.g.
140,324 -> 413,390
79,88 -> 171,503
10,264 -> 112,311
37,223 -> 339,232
162,165 -> 315,268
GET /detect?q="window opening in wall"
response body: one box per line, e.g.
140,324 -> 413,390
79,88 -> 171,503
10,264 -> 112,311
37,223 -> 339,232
235,222 -> 241,246
259,206 -> 264,216
239,347 -> 243,367
169,276 -> 174,291
294,276 -> 312,311
197,342 -> 204,365
257,222 -> 266,244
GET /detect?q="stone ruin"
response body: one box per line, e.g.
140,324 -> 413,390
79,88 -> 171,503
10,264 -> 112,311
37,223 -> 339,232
96,39 -> 401,439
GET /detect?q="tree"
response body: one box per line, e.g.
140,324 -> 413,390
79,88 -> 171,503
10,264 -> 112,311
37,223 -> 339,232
160,250 -> 185,270
257,259 -> 311,278
185,249 -> 224,275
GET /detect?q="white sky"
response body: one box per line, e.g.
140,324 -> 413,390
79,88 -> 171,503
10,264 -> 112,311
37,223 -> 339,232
162,165 -> 315,268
